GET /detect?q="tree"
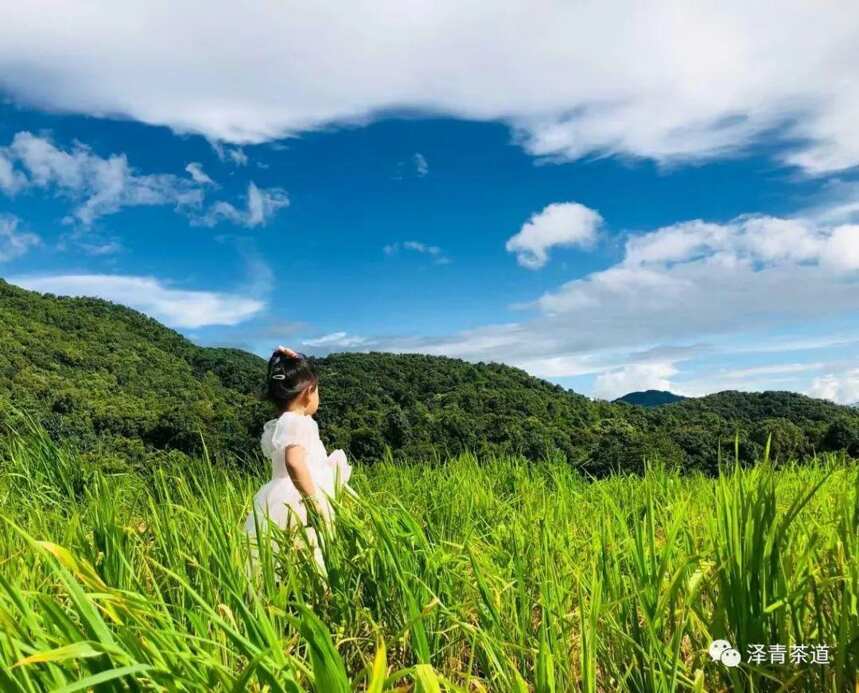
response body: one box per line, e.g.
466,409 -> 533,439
348,427 -> 387,462
752,418 -> 807,463
822,419 -> 859,456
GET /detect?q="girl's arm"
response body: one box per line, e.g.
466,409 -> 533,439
284,444 -> 317,497
284,445 -> 331,522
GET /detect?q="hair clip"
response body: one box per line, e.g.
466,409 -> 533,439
271,374 -> 286,380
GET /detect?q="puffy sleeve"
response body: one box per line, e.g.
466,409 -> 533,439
260,419 -> 278,457
271,413 -> 312,452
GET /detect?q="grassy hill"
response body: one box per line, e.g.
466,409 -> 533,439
2,278 -> 858,472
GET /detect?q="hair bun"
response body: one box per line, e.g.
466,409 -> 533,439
274,346 -> 304,361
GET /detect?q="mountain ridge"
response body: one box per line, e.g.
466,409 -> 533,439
2,278 -> 857,472
614,390 -> 687,407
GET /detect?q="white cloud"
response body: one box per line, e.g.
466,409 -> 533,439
594,362 -> 677,400
210,141 -> 248,166
195,181 -> 289,228
730,334 -> 859,355
819,225 -> 859,272
384,240 -> 450,264
185,162 -> 215,185
0,154 -> 27,194
303,332 -> 368,348
0,132 -> 289,228
0,215 -> 40,261
506,202 -> 602,269
1,131 -> 204,224
356,207 -> 859,399
8,274 -> 263,328
414,153 -> 428,177
620,216 -> 854,269
2,3 -> 858,173
76,240 -> 123,256
809,368 -> 859,405
537,216 -> 859,319
673,362 -> 825,398
247,182 -> 288,226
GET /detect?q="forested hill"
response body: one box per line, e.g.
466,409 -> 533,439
2,279 -> 857,473
614,390 -> 686,407
0,279 -> 270,465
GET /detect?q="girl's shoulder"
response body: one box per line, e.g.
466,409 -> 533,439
262,412 -> 317,454
278,411 -> 316,427
278,411 -> 320,440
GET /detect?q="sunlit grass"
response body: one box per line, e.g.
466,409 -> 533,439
1,424 -> 856,691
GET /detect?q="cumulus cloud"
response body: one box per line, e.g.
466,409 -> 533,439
1,3 -> 858,173
0,154 -> 28,194
537,217 -> 859,321
809,368 -> 859,405
0,214 -> 40,262
195,182 -> 289,228
9,274 -> 264,328
506,202 -> 602,269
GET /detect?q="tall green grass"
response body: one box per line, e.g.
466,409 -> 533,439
0,425 -> 856,691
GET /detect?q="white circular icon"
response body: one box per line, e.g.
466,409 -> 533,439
709,639 -> 732,661
720,648 -> 741,667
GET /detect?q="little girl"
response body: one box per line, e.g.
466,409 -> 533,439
244,346 -> 352,570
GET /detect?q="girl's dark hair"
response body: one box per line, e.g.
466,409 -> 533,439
266,350 -> 318,410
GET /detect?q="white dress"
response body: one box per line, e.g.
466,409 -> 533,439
244,411 -> 352,537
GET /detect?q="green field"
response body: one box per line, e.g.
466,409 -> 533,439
1,426 -> 857,691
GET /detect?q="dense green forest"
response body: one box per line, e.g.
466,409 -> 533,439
2,279 -> 857,473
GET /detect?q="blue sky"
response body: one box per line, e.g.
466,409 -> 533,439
1,3 -> 858,401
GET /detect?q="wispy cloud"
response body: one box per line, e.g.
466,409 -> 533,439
210,141 -> 249,166
195,182 -> 289,228
185,162 -> 215,185
393,153 -> 430,180
303,331 -> 368,348
0,132 -> 289,229
384,240 -> 450,264
0,131 -> 203,225
413,152 -> 428,177
0,214 -> 40,262
75,239 -> 123,256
